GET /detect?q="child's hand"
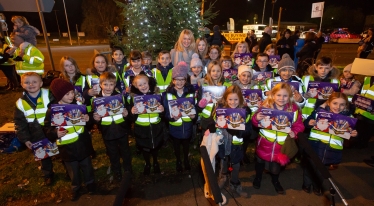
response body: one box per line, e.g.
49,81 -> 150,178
189,114 -> 196,119
256,112 -> 265,121
351,130 -> 358,137
122,108 -> 128,117
88,88 -> 99,97
93,112 -> 101,121
131,106 -> 138,114
289,131 -> 296,138
81,114 -> 89,122
198,99 -> 208,108
25,141 -> 32,150
293,90 -> 303,102
57,128 -> 67,138
308,119 -> 316,126
158,105 -> 164,112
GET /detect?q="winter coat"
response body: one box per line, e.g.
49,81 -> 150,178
164,84 -> 197,139
296,40 -> 318,64
258,32 -> 272,53
14,25 -> 40,46
128,77 -> 163,149
276,37 -> 294,60
207,26 -> 231,47
252,103 -> 304,163
43,100 -> 94,162
245,35 -> 258,52
14,90 -> 54,143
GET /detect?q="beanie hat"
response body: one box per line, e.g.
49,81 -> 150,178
277,54 -> 295,74
172,61 -> 189,79
50,78 -> 74,102
238,65 -> 253,77
343,63 -> 352,72
190,53 -> 203,68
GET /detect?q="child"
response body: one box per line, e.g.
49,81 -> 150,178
44,79 -> 95,201
221,55 -> 238,84
252,83 -> 304,194
265,44 -> 276,56
12,16 -> 40,47
216,85 -> 251,197
303,92 -> 357,195
195,37 -> 208,62
14,72 -> 54,185
122,50 -> 153,90
141,51 -> 153,68
164,62 -> 196,172
92,72 -> 132,181
170,29 -> 196,66
112,46 -> 128,78
265,54 -> 306,108
230,41 -> 249,59
252,53 -> 276,91
129,74 -> 164,175
152,50 -> 174,93
302,56 -> 340,119
189,53 -> 205,87
204,45 -> 221,72
339,63 -> 361,102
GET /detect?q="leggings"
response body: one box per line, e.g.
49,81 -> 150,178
171,136 -> 191,163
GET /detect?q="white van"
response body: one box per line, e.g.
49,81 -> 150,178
243,24 -> 277,38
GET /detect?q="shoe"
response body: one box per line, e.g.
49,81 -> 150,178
302,185 -> 311,193
153,162 -> 161,174
184,160 -> 191,171
272,181 -> 284,194
364,159 -> 374,167
143,164 -> 151,175
70,190 -> 80,201
176,161 -> 183,173
86,183 -> 96,195
313,187 -> 322,196
218,174 -> 227,189
229,181 -> 248,197
253,177 -> 261,189
329,164 -> 339,170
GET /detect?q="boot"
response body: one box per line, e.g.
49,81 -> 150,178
272,181 -> 284,194
229,181 -> 248,197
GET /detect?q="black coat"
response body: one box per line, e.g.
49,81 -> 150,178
258,33 -> 272,53
276,37 -> 294,60
296,40 -> 318,64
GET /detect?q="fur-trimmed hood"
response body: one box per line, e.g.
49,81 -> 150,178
130,76 -> 160,97
307,65 -> 340,80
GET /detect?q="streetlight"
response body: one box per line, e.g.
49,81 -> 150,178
62,0 -> 72,45
262,0 -> 266,24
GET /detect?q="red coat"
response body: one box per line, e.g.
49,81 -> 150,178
252,103 -> 304,164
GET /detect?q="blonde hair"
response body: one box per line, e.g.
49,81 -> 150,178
59,56 -> 82,83
195,37 -> 208,59
132,74 -> 149,87
204,60 -> 224,85
205,45 -> 221,60
21,72 -> 42,83
174,29 -> 196,52
326,92 -> 349,111
261,82 -> 294,112
231,41 -> 249,58
220,85 -> 245,108
11,16 -> 29,25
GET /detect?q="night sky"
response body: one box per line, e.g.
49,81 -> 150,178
0,0 -> 372,33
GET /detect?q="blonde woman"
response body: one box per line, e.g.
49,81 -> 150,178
170,29 -> 196,66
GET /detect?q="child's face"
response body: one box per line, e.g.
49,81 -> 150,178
112,50 -> 124,63
237,44 -> 247,54
266,49 -> 275,56
256,56 -> 269,69
173,78 -> 186,90
63,60 -> 76,76
316,64 -> 332,79
134,78 -> 149,94
158,53 -> 171,67
221,60 -> 232,70
191,66 -> 202,76
272,88 -> 290,107
21,75 -> 43,94
13,19 -> 23,28
328,98 -> 346,114
94,56 -> 107,73
343,70 -> 353,79
182,34 -> 192,48
130,59 -> 142,69
100,80 -> 116,95
227,93 -> 240,108
279,68 -> 294,81
142,57 -> 152,66
60,90 -> 75,104
198,40 -> 206,52
210,65 -> 222,81
209,49 -> 219,60
239,71 -> 251,85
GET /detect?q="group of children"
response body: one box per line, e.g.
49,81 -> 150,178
13,29 -> 370,202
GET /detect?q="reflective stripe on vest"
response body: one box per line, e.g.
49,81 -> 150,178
201,103 -> 214,118
153,68 -> 173,93
57,126 -> 83,145
75,75 -> 86,92
309,129 -> 343,150
355,77 -> 374,120
101,114 -> 124,125
135,113 -> 160,126
15,88 -> 50,124
166,93 -> 194,126
16,46 -> 44,75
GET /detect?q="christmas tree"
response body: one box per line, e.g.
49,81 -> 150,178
115,0 -> 218,55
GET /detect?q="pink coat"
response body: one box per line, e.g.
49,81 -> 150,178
252,103 -> 305,164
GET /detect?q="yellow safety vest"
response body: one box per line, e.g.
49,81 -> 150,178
0,43 -> 14,66
355,76 -> 374,120
133,95 -> 161,126
14,45 -> 44,75
57,125 -> 84,145
166,93 -> 194,126
309,129 -> 343,150
152,68 -> 173,93
15,88 -> 50,125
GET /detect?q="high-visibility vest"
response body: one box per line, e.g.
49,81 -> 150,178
101,113 -> 125,125
0,43 -> 14,66
57,125 -> 84,145
166,93 -> 194,126
86,72 -> 118,88
309,129 -> 343,150
75,75 -> 86,93
15,45 -> 44,75
301,75 -> 339,119
122,65 -> 152,88
152,68 -> 173,93
15,88 -> 50,125
258,109 -> 298,146
200,82 -> 231,119
355,77 -> 374,120
133,95 -> 161,126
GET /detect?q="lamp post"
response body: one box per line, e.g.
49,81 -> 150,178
261,0 -> 266,24
53,10 -> 61,38
271,0 -> 277,19
62,0 -> 72,45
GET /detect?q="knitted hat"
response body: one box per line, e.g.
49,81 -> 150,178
238,65 -> 253,77
343,64 -> 352,72
277,54 -> 295,74
50,78 -> 74,102
172,61 -> 189,79
190,53 -> 203,68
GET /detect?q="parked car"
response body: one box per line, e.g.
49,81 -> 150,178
330,30 -> 360,39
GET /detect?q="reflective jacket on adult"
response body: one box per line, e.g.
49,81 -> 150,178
13,44 -> 44,75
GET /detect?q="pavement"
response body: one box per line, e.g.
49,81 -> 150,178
50,139 -> 374,206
